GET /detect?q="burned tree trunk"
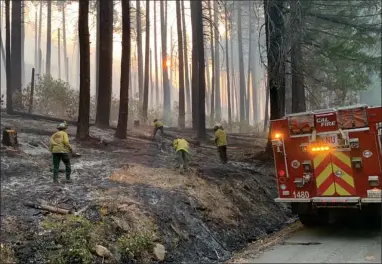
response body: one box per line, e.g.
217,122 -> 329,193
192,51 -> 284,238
176,0 -> 185,128
136,0 -> 144,104
142,0 -> 150,122
5,0 -> 12,113
224,2 -> 232,125
95,0 -> 113,128
191,0 -> 206,138
76,0 -> 91,140
115,0 -> 131,139
213,0 -> 221,121
46,1 -> 52,75
290,0 -> 306,113
264,0 -> 286,152
208,0 -> 215,121
237,1 -> 246,128
181,0 -> 191,115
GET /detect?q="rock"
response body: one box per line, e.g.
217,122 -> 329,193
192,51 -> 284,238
153,243 -> 166,261
111,216 -> 131,232
95,245 -> 112,258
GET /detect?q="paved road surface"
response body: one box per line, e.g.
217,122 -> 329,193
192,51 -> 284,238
235,225 -> 381,263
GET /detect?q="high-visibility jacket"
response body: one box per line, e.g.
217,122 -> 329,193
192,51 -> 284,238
215,129 -> 227,147
172,138 -> 189,153
50,131 -> 72,153
154,120 -> 164,128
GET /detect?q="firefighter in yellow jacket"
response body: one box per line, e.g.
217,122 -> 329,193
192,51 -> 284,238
49,122 -> 72,183
214,125 -> 228,164
172,137 -> 189,172
152,119 -> 164,139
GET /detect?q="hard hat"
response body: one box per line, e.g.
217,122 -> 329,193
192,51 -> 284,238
57,122 -> 67,130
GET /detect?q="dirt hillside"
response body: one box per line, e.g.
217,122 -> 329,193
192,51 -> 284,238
0,112 -> 293,263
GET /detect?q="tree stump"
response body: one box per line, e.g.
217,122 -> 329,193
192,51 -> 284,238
2,128 -> 18,147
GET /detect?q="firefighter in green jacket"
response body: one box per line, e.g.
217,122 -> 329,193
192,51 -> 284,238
214,125 -> 228,164
172,137 -> 189,172
152,119 -> 164,139
49,122 -> 72,183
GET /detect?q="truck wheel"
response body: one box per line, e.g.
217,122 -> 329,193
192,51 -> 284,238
298,214 -> 319,227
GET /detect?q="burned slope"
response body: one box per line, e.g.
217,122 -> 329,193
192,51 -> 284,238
0,113 -> 292,263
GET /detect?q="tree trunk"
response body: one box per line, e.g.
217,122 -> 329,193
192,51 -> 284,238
290,0 -> 306,113
95,1 -> 100,104
5,0 -> 12,113
46,1 -> 52,75
263,82 -> 269,132
208,0 -> 215,121
160,0 -> 171,125
191,0 -> 206,138
264,0 -> 285,152
95,0 -> 113,128
34,9 -> 38,70
11,0 -> 22,106
176,0 -> 185,128
142,0 -> 150,123
191,3 -> 198,130
62,5 -> 69,82
136,0 -> 143,104
224,3 -> 232,125
38,0 -> 42,74
237,1 -> 246,128
213,0 -> 221,121
77,0 -> 90,140
115,0 -> 130,139
246,9 -> 252,123
21,1 -> 24,87
150,48 -> 153,107
28,68 -> 35,114
205,53 -> 211,114
153,1 -> 158,109
58,28 -> 61,79
181,0 -> 191,115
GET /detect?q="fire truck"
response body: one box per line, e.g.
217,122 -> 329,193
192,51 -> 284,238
271,104 -> 382,226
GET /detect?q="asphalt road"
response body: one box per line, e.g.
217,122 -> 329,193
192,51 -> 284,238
235,225 -> 381,263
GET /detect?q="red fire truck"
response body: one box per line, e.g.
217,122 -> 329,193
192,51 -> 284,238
271,104 -> 382,226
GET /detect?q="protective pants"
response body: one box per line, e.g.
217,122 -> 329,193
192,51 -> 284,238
52,153 -> 71,182
153,126 -> 164,139
218,145 -> 228,164
175,150 -> 189,170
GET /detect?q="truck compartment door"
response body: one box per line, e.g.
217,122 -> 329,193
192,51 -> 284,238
331,150 -> 356,196
313,151 -> 356,196
313,152 -> 336,196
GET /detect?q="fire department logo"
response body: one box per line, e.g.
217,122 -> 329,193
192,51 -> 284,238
363,150 -> 373,158
291,160 -> 300,169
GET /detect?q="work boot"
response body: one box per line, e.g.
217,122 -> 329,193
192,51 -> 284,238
63,179 -> 73,184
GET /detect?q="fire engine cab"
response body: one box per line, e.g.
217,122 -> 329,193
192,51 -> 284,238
271,104 -> 382,226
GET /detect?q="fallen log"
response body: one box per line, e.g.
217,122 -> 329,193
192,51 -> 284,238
24,200 -> 70,215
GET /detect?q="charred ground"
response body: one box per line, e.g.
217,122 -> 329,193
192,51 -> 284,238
0,112 -> 293,263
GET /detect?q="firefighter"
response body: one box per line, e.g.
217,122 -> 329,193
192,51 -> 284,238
152,119 -> 164,139
172,137 -> 189,173
214,124 -> 228,164
49,122 -> 72,184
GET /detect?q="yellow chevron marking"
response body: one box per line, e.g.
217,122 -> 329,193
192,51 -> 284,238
323,183 -> 336,196
335,183 -> 351,196
332,163 -> 355,188
331,151 -> 351,167
316,163 -> 333,188
313,153 -> 327,169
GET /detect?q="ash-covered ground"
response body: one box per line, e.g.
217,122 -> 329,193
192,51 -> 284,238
1,112 -> 294,263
